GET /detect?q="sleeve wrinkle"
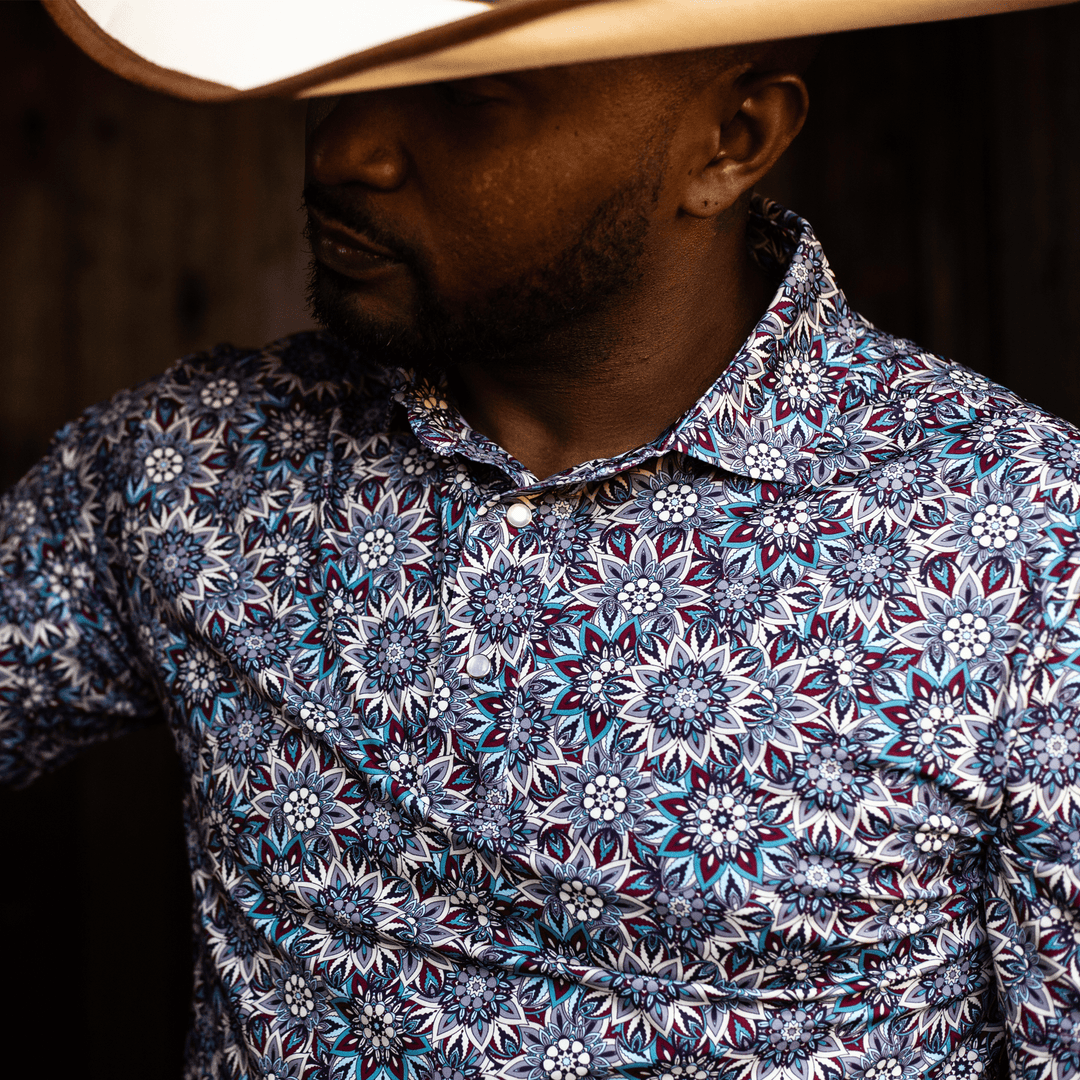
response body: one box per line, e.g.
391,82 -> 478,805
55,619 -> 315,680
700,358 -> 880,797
0,401 -> 160,788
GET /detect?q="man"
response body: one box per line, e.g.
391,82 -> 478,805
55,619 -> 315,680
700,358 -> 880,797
4,1 -> 1080,1078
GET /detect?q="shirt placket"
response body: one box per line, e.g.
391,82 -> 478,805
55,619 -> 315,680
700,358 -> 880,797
441,492 -> 534,679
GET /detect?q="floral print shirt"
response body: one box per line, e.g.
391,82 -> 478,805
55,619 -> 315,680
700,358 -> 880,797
3,197 -> 1080,1080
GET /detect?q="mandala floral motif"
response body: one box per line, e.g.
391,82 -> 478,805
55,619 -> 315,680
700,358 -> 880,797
856,453 -> 944,521
845,1033 -> 921,1080
925,597 -> 1013,668
874,895 -> 949,942
351,602 -> 436,712
134,427 -> 205,499
254,402 -> 324,470
337,505 -> 425,587
388,440 -> 440,487
700,549 -> 787,638
740,437 -> 790,482
173,643 -> 232,714
1025,700 -> 1080,792
650,876 -> 733,956
204,552 -> 266,620
585,550 -> 701,627
254,757 -> 349,844
266,960 -> 330,1037
772,834 -> 863,929
625,642 -> 749,768
330,969 -> 431,1069
204,443 -> 266,521
283,682 -> 362,745
460,558 -> 542,657
214,693 -> 274,773
508,1013 -> 614,1080
942,486 -> 1039,565
474,675 -> 559,790
823,525 -> 914,613
725,489 -> 849,574
788,726 -> 888,831
547,744 -> 650,841
885,793 -> 980,874
550,621 -> 640,744
141,519 -> 213,600
225,610 -> 296,676
630,471 -> 722,535
752,1002 -> 840,1070
653,760 -> 790,897
435,962 -> 523,1052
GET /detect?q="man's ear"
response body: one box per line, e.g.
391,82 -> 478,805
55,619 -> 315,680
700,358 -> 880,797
681,71 -> 809,219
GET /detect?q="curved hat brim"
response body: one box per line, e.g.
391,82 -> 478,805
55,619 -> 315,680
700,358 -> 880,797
45,0 -> 1076,101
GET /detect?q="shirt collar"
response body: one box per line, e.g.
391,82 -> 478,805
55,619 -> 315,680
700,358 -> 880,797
395,196 -> 881,493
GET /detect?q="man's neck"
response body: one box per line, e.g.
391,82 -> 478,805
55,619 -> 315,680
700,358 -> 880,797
446,226 -> 774,482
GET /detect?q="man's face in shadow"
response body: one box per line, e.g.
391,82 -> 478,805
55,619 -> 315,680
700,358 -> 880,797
303,61 -> 694,375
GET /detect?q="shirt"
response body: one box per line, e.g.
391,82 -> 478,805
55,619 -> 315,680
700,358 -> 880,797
3,196 -> 1080,1080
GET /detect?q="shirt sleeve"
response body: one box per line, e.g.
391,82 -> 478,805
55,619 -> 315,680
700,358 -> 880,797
990,533 -> 1080,1077
0,402 -> 160,788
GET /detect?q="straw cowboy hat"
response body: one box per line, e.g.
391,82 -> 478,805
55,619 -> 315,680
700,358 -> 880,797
45,0 -> 1076,101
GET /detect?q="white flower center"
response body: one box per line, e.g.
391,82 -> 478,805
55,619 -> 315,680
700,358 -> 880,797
542,1038 -> 592,1080
145,446 -> 185,483
284,788 -> 322,831
558,880 -> 606,922
970,503 -> 1021,549
583,774 -> 628,821
650,483 -> 699,524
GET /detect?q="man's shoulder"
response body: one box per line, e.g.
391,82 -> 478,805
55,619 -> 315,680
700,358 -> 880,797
824,328 -> 1080,588
835,323 -> 1080,467
66,331 -> 392,448
12,331 -> 396,517
160,329 -> 390,411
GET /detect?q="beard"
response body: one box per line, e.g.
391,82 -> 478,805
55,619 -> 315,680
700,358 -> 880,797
304,151 -> 667,380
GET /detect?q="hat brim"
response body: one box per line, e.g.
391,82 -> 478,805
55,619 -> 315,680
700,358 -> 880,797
45,0 -> 1076,102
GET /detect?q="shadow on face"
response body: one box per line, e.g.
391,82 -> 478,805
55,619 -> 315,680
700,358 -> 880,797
302,43 -> 814,373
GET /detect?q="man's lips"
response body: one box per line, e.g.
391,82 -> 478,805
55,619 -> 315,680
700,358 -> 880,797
309,209 -> 404,280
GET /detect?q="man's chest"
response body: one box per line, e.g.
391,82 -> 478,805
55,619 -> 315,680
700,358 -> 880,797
126,430 -> 1020,969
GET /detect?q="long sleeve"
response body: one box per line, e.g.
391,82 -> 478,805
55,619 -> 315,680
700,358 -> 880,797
991,533 -> 1080,1077
0,401 -> 160,787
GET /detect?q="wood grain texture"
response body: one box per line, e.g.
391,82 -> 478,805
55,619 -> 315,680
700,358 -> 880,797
0,2 -> 314,492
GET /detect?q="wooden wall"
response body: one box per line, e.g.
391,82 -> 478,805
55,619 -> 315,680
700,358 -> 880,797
759,1 -> 1080,420
1,2 -> 1078,1078
0,2 -> 313,493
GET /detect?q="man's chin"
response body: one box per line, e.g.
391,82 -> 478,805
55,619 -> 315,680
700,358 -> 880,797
307,260 -> 532,379
306,261 -> 437,372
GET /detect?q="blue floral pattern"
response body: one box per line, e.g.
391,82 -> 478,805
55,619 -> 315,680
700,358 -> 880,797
2,196 -> 1079,1079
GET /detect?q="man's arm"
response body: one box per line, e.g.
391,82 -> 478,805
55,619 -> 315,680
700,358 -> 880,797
0,401 -> 160,787
992,537 -> 1080,1076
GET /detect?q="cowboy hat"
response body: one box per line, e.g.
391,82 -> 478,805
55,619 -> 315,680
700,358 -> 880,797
44,0 -> 1076,102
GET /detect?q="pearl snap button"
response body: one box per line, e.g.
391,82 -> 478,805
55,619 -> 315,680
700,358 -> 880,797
465,653 -> 492,679
506,502 -> 533,528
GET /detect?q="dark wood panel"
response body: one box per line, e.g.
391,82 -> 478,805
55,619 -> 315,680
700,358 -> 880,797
0,1 -> 314,492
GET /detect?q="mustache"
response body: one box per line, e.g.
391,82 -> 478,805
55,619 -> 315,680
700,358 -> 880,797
302,183 -> 420,269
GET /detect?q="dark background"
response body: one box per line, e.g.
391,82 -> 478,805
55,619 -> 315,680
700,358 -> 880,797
1,1 -> 1077,1075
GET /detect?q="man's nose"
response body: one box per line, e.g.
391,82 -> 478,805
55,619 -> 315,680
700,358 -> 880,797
305,92 -> 409,190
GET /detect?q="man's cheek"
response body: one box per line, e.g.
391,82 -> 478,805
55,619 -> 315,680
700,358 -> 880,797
426,232 -> 528,303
